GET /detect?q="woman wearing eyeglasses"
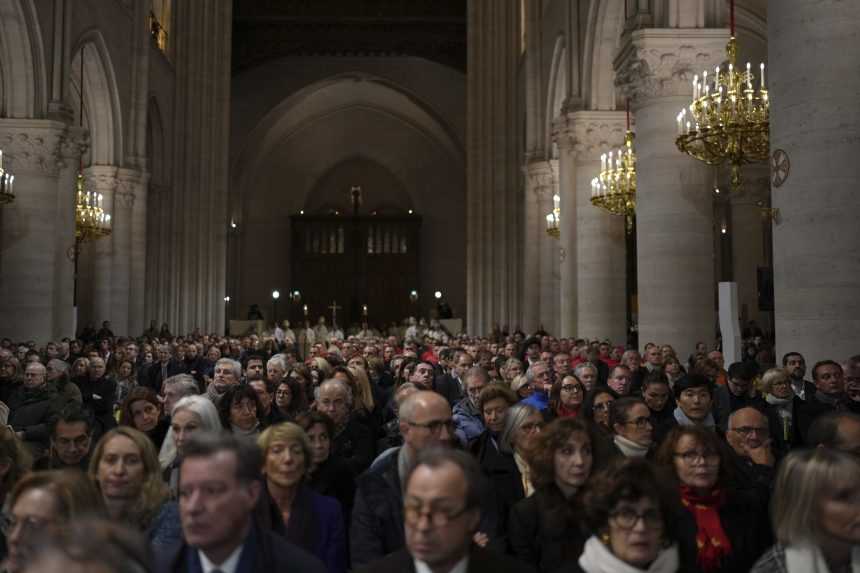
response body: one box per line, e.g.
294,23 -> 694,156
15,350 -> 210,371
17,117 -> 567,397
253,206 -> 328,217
2,470 -> 105,573
571,458 -> 681,573
655,426 -> 772,573
545,375 -> 585,421
581,387 -> 618,435
508,418 -> 603,572
609,398 -> 654,459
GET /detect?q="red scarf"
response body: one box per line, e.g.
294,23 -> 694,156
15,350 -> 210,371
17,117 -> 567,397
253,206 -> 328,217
680,485 -> 732,573
556,403 -> 580,418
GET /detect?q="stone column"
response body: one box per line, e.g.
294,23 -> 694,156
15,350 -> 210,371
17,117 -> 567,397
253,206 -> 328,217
554,111 -> 628,342
729,170 -> 770,327
525,161 -> 557,334
83,165 -> 118,326
54,128 -> 89,338
171,0 -> 232,334
615,29 -> 728,358
553,128 -> 579,338
117,168 -> 149,336
466,0 -> 522,335
0,120 -> 67,342
769,0 -> 860,363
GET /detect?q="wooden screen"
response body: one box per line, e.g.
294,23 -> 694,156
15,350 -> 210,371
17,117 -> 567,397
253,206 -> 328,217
289,214 -> 421,328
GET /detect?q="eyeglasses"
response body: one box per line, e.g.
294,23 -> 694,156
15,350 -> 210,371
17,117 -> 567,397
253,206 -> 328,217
731,426 -> 770,438
520,421 -> 543,433
561,385 -> 582,394
673,450 -> 720,465
403,499 -> 470,528
407,418 -> 455,434
593,402 -> 613,412
624,416 -> 653,429
610,507 -> 664,530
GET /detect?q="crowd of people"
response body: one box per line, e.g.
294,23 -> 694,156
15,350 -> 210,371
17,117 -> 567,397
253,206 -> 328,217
0,323 -> 857,573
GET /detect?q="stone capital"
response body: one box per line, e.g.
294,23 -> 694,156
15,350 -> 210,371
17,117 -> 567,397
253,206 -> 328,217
552,111 -> 627,161
614,28 -> 730,104
115,167 -> 151,209
524,160 -> 557,196
83,165 -> 119,198
0,119 -> 69,176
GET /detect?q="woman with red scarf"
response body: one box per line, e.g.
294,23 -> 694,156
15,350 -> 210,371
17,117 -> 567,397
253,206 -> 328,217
545,374 -> 586,421
656,426 -> 772,573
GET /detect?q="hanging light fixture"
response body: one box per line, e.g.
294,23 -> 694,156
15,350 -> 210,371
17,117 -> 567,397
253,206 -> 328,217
591,101 -> 636,232
545,192 -> 560,238
74,44 -> 111,243
675,0 -> 769,191
0,150 -> 14,205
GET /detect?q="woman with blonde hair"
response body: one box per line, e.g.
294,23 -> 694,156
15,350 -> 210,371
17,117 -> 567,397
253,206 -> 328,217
761,367 -> 802,451
88,426 -> 180,548
752,448 -> 860,573
0,427 -> 32,508
256,422 -> 347,573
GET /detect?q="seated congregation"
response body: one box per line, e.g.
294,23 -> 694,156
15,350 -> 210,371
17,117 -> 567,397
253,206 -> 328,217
0,326 -> 857,573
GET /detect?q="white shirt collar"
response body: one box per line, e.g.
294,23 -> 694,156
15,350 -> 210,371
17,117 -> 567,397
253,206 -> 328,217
198,543 -> 244,573
414,554 -> 469,573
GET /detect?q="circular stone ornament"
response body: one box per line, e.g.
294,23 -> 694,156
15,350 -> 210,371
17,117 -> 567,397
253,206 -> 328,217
771,149 -> 790,188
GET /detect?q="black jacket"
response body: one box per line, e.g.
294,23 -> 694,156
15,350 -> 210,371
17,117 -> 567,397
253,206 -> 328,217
146,359 -> 186,392
507,484 -> 588,573
675,487 -> 772,573
434,373 -> 464,406
356,546 -> 535,573
154,522 -> 325,573
309,455 -> 356,520
7,383 -> 67,454
75,375 -> 117,436
331,416 -> 376,477
350,446 -> 405,567
470,431 -> 524,543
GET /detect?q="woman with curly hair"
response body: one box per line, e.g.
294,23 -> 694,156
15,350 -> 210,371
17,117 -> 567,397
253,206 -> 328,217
118,387 -> 169,449
217,384 -> 265,442
89,426 -> 180,548
573,458 -> 682,573
274,377 -> 310,422
507,417 -> 603,572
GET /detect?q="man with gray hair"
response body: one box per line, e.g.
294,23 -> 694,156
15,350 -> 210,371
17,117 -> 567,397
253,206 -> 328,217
206,357 -> 241,404
573,361 -> 598,393
351,391 -> 456,566
452,366 -> 489,444
162,373 -> 200,416
519,361 -> 552,411
147,343 -> 184,392
318,378 -> 375,477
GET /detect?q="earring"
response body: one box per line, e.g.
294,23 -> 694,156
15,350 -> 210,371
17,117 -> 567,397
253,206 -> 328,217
600,531 -> 610,545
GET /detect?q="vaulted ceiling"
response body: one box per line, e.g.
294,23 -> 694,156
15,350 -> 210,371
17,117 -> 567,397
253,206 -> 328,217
232,0 -> 467,73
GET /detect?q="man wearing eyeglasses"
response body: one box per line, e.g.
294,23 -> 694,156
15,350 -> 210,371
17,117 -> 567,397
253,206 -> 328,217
34,404 -> 94,470
8,362 -> 67,456
351,391 -> 456,567
725,407 -> 776,490
356,448 -> 530,573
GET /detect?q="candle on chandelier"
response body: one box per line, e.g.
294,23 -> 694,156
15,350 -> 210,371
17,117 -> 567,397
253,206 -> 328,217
601,153 -> 606,171
714,66 -> 720,88
760,63 -> 765,88
591,178 -> 598,198
693,74 -> 699,99
746,62 -> 752,89
553,193 -> 560,211
546,213 -> 554,228
607,150 -> 613,171
703,70 -> 708,94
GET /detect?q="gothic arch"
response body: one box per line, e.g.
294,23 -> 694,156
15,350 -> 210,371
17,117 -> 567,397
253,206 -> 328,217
0,0 -> 47,118
69,30 -> 123,165
583,0 -> 626,110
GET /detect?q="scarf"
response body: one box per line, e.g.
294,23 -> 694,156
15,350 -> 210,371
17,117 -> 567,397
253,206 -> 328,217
765,394 -> 793,407
556,403 -> 580,418
514,451 -> 535,497
578,535 -> 679,573
679,486 -> 732,573
766,394 -> 794,441
614,434 -> 650,458
673,407 -> 715,428
785,543 -> 860,573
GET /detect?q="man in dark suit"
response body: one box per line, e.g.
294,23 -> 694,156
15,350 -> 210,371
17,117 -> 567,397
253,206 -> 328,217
356,448 -> 532,573
147,344 -> 185,392
796,360 -> 847,443
434,351 -> 471,406
155,432 -> 325,573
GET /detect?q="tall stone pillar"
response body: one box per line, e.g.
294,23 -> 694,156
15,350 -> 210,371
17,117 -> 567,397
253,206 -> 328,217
769,0 -> 860,363
466,0 -> 522,334
554,129 -> 579,338
554,111 -> 628,342
84,165 -> 118,327
0,120 -> 68,341
171,0 -> 232,334
117,168 -> 149,336
525,161 -> 558,334
616,30 -> 728,357
729,170 -> 770,327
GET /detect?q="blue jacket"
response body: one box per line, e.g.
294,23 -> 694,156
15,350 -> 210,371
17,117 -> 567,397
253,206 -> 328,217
520,391 -> 549,412
453,398 -> 485,445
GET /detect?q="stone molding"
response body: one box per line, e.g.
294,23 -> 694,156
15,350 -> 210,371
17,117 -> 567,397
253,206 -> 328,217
83,165 -> 119,202
58,128 -> 90,167
552,111 -> 627,161
614,29 -> 730,103
115,167 -> 151,209
524,160 -> 556,196
0,120 -> 70,176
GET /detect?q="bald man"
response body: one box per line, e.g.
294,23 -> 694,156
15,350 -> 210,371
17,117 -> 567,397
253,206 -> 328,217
351,391 -> 455,566
726,407 -> 776,490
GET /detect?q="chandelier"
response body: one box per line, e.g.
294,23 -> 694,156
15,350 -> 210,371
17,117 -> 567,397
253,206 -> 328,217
75,172 -> 111,242
591,127 -> 636,233
545,193 -> 560,238
0,149 -> 14,205
675,0 -> 769,190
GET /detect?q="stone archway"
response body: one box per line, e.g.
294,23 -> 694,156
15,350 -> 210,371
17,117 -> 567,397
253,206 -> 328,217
0,0 -> 47,118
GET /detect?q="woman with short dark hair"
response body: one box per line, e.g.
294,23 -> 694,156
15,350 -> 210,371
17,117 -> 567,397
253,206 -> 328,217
571,458 -> 681,573
217,384 -> 264,441
655,426 -> 772,573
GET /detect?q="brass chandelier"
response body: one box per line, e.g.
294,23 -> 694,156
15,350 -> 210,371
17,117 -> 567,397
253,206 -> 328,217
675,0 -> 769,190
591,108 -> 636,233
0,149 -> 14,205
545,193 -> 560,238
